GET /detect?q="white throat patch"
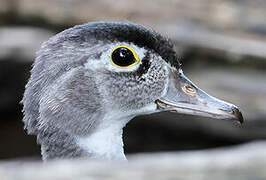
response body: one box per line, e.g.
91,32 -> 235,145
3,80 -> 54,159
77,122 -> 126,161
76,103 -> 157,161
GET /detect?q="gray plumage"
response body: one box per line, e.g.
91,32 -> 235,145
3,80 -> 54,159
22,22 -> 174,160
22,21 -> 243,161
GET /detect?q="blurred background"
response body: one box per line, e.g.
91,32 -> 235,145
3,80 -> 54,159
0,0 -> 266,160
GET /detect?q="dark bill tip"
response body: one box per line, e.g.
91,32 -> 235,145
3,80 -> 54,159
231,106 -> 244,124
218,105 -> 244,124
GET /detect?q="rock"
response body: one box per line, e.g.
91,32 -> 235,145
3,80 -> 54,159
0,141 -> 266,180
1,0 -> 266,62
0,27 -> 53,61
0,27 -> 53,159
1,0 -> 266,35
0,27 -> 53,113
157,23 -> 266,61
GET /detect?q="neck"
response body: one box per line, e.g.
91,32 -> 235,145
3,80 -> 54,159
76,112 -> 132,161
77,122 -> 126,161
39,113 -> 130,161
38,127 -> 87,160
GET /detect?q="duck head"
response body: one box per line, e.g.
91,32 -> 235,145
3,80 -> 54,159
22,22 -> 243,160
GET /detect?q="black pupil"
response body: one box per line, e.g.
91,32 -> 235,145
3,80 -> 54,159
112,47 -> 136,67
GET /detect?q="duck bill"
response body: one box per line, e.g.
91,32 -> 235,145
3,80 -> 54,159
156,67 -> 243,123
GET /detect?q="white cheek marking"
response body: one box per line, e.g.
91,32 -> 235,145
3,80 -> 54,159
84,42 -> 147,72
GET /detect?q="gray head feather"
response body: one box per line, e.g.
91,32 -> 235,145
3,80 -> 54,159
22,21 -> 179,160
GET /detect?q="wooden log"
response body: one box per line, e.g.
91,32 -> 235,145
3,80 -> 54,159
0,141 -> 266,180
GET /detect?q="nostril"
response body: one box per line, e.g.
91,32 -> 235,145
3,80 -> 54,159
182,85 -> 197,96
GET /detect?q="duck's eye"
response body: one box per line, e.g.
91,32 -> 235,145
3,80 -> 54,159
111,46 -> 139,68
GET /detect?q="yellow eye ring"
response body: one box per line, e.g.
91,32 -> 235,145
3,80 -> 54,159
111,46 -> 140,68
